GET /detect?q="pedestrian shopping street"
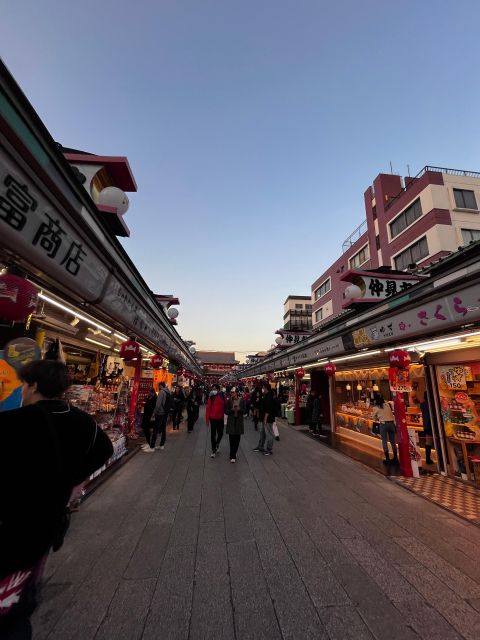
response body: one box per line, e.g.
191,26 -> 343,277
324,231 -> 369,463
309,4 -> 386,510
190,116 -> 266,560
31,415 -> 480,640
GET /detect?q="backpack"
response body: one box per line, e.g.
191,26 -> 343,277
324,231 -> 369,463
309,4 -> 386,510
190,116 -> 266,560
163,390 -> 174,414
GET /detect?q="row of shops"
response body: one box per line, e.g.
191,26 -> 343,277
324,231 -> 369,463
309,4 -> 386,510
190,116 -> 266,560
0,61 -> 201,490
238,240 -> 480,486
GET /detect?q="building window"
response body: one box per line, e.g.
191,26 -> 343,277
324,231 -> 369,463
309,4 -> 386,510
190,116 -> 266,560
314,278 -> 331,300
454,189 -> 477,209
349,244 -> 370,269
375,234 -> 380,250
295,304 -> 303,309
305,304 -> 312,311
315,308 -> 323,323
390,198 -> 422,239
394,236 -> 429,270
461,228 -> 480,245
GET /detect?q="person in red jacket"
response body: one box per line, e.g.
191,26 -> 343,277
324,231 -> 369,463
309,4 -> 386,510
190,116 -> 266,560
205,383 -> 227,458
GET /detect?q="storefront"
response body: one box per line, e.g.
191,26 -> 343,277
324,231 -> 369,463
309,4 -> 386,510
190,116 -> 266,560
0,61 -> 201,490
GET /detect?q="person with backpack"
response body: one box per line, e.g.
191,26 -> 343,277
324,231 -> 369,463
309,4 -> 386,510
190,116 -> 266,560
147,382 -> 172,452
205,384 -> 227,458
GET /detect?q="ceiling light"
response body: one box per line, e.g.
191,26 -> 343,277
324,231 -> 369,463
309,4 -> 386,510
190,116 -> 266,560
39,293 -> 111,333
85,337 -> 113,349
384,330 -> 480,352
114,332 -> 128,341
330,350 -> 381,363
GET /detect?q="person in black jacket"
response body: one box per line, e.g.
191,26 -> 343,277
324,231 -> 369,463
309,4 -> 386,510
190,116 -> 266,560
254,383 -> 277,456
0,360 -> 113,635
171,385 -> 185,430
140,388 -> 157,451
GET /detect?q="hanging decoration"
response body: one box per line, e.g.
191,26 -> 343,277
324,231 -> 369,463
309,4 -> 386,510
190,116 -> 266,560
150,354 -> 163,369
119,339 -> 141,361
0,274 -> 39,323
296,368 -> 305,379
324,363 -> 336,376
389,349 -> 411,369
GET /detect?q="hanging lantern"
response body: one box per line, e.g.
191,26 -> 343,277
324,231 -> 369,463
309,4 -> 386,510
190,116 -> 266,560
346,384 -> 352,391
167,307 -> 179,320
189,345 -> 196,354
266,373 -> 273,381
275,336 -> 283,345
324,363 -> 336,377
296,368 -> 305,379
0,274 -> 39,323
150,354 -> 163,369
356,384 -> 363,391
389,349 -> 411,369
119,339 -> 141,361
372,382 -> 379,392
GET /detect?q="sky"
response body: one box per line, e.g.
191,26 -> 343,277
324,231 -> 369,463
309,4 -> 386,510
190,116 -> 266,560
2,0 -> 480,359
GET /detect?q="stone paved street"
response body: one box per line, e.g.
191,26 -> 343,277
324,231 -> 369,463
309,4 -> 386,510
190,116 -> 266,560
31,414 -> 480,640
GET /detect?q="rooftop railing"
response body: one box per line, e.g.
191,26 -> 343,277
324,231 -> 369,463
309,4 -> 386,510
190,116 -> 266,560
342,219 -> 368,253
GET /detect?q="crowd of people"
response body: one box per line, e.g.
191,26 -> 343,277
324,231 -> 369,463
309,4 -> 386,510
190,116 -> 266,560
140,381 -> 283,462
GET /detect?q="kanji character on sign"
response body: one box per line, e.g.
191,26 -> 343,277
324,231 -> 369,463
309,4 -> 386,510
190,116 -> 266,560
369,278 -> 384,297
32,214 -> 65,258
453,296 -> 468,316
417,310 -> 429,326
60,241 -> 86,276
0,175 -> 37,231
385,280 -> 397,297
293,335 -> 300,343
286,335 -> 294,343
434,304 -> 446,321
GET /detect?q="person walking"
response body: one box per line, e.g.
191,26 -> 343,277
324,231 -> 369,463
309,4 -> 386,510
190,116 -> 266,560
250,385 -> 261,430
226,389 -> 245,463
205,384 -> 227,458
148,382 -> 172,451
140,388 -> 157,449
372,393 -> 398,465
171,385 -> 185,430
186,387 -> 200,433
254,383 -> 276,456
0,360 -> 113,636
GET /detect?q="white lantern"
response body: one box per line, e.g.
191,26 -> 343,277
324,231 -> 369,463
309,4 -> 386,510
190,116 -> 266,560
167,307 -> 179,319
275,336 -> 283,345
98,186 -> 129,215
189,345 -> 196,354
344,284 -> 363,299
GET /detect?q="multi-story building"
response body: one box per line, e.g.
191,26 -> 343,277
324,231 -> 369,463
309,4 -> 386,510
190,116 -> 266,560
283,295 -> 312,331
312,166 -> 480,329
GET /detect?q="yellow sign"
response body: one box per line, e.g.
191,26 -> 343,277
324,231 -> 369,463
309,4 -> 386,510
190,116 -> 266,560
0,358 -> 21,403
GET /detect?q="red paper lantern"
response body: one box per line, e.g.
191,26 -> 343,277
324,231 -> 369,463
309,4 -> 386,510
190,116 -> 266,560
324,363 -> 336,376
119,340 -> 141,360
389,349 -> 411,369
296,367 -> 305,379
150,354 -> 163,369
0,274 -> 38,322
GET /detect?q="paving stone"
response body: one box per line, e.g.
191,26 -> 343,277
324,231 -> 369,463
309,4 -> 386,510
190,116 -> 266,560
317,605 -> 375,639
95,578 -> 156,640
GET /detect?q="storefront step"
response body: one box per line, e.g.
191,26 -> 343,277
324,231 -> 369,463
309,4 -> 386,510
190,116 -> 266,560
395,475 -> 480,526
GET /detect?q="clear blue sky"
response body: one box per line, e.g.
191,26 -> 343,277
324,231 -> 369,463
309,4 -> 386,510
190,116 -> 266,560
2,1 -> 480,357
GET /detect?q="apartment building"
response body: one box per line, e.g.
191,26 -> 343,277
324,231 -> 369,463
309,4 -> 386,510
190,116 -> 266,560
283,295 -> 312,331
312,166 -> 480,329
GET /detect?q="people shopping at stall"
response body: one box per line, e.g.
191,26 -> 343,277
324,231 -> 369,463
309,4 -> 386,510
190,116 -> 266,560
205,384 -> 227,458
372,393 -> 399,465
